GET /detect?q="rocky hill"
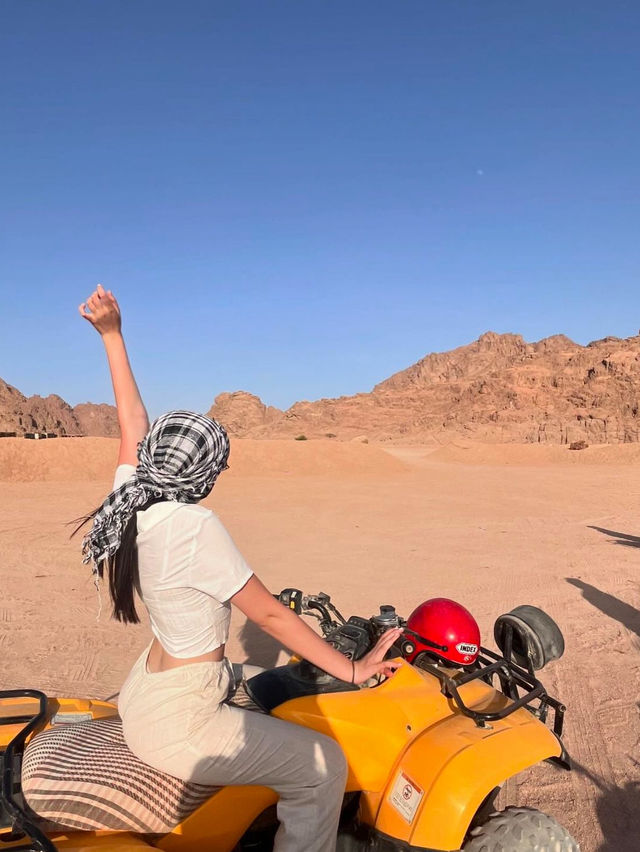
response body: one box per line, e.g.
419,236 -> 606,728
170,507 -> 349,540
0,378 -> 118,437
5,330 -> 640,444
207,331 -> 640,445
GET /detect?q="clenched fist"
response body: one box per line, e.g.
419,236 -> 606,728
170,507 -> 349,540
79,284 -> 122,336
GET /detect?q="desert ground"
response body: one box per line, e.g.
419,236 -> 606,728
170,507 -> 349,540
2,437 -> 640,851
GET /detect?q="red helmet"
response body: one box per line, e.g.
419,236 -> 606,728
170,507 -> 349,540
405,598 -> 481,667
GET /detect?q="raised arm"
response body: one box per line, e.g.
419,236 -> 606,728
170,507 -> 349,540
79,284 -> 149,466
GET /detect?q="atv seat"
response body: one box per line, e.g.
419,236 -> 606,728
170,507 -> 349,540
22,716 -> 221,833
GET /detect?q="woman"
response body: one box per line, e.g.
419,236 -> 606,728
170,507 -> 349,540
76,284 -> 401,852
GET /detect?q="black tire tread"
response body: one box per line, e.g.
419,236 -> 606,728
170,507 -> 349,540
463,806 -> 580,851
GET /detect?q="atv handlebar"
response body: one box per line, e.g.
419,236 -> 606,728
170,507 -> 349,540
275,589 -> 346,631
275,589 -> 447,652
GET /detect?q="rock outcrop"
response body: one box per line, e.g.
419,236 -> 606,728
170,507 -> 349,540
208,331 -> 640,445
73,403 -> 120,437
207,392 -> 282,437
0,378 -> 118,437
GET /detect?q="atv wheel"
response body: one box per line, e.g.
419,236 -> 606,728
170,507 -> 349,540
463,806 -> 580,851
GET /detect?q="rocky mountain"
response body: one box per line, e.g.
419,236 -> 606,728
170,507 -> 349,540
6,329 -> 640,444
73,403 -> 120,437
207,331 -> 640,445
0,378 -> 118,437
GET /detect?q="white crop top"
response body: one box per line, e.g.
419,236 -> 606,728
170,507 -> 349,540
113,464 -> 253,658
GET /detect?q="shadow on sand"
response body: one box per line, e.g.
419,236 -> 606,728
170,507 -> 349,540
238,619 -> 284,669
572,759 -> 640,852
565,578 -> 640,641
588,525 -> 640,548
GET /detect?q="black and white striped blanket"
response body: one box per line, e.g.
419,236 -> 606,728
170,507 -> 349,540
22,716 -> 220,833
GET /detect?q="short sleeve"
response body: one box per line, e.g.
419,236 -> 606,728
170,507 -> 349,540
113,463 -> 136,490
189,513 -> 253,602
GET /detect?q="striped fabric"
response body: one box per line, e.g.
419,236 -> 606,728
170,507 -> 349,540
22,717 -> 221,833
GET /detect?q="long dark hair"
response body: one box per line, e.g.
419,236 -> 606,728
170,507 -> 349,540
71,496 -> 165,623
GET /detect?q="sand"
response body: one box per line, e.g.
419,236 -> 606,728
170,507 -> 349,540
2,437 -> 639,851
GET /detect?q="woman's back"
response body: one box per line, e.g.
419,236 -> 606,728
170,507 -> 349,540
114,464 -> 252,659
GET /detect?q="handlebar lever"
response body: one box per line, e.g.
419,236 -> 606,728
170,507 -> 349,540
305,597 -> 336,629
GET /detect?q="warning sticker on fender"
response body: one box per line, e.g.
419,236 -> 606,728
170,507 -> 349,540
388,771 -> 424,824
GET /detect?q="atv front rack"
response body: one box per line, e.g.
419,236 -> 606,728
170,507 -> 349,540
417,646 -> 566,737
0,689 -> 56,852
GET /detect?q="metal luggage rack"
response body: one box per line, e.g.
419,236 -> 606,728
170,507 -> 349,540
0,689 -> 57,852
417,646 -> 566,736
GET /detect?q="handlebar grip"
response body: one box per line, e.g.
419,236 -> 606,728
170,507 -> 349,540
277,588 -> 304,615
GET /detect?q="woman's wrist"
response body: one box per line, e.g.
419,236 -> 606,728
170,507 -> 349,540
325,647 -> 355,683
101,329 -> 124,344
337,653 -> 355,683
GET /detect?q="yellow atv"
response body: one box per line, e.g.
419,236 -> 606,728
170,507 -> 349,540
1,590 -> 579,851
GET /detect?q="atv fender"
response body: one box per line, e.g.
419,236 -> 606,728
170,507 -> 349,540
370,708 -> 562,851
156,786 -> 278,852
28,835 -> 155,852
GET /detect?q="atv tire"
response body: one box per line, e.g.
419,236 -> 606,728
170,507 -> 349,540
494,606 -> 564,670
463,806 -> 580,851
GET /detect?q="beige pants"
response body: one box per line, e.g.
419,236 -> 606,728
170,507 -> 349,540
118,644 -> 348,852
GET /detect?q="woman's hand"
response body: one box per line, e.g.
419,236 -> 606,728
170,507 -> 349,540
79,284 -> 121,336
352,627 -> 403,684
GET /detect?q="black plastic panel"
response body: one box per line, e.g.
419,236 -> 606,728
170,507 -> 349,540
246,664 -> 358,713
0,751 -> 10,831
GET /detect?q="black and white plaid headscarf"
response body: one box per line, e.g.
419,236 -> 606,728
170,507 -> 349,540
82,410 -> 230,571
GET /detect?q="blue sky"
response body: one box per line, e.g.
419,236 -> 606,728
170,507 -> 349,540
2,1 -> 639,417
